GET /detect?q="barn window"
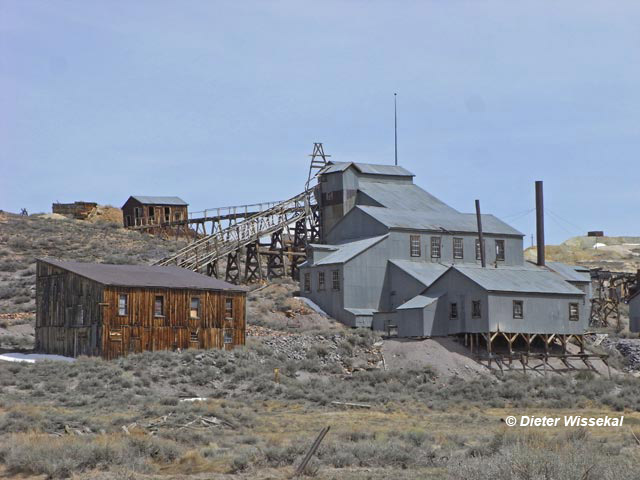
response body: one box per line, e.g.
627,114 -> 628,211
225,298 -> 233,319
453,238 -> 464,259
513,300 -> 523,319
125,215 -> 131,227
475,239 -> 485,260
495,240 -> 505,261
332,270 -> 340,291
190,297 -> 201,319
224,329 -> 233,344
450,303 -> 458,319
134,207 -> 141,218
472,300 -> 481,319
410,235 -> 421,257
148,207 -> 154,217
154,296 -> 164,317
318,271 -> 325,290
430,237 -> 441,259
164,207 -> 170,222
304,273 -> 311,292
118,294 -> 128,316
569,303 -> 580,321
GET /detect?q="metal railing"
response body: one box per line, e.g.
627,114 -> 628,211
154,189 -> 314,272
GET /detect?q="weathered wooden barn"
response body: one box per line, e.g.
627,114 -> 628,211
36,258 -> 246,359
122,196 -> 188,228
52,201 -> 97,219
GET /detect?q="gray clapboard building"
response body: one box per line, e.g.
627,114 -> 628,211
300,161 -> 591,350
630,290 -> 640,332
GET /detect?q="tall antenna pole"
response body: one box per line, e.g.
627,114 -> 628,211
394,93 -> 398,166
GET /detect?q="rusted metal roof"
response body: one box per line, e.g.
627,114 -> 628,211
39,258 -> 245,291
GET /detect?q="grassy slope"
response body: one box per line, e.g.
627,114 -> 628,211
524,235 -> 640,272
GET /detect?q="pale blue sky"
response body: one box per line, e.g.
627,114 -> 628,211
1,1 -> 639,244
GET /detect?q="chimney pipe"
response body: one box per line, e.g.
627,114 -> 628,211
475,199 -> 486,268
535,180 -> 545,267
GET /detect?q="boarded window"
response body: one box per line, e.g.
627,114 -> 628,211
513,300 -> 523,319
225,298 -> 233,319
472,300 -> 481,318
410,235 -> 421,257
431,237 -> 441,259
190,297 -> 201,319
318,271 -> 325,290
190,330 -> 199,342
496,240 -> 505,261
569,303 -> 579,321
450,303 -> 458,319
224,329 -> 233,344
453,238 -> 464,259
154,296 -> 164,317
475,239 -> 485,260
332,270 -> 340,291
304,273 -> 311,292
118,294 -> 128,316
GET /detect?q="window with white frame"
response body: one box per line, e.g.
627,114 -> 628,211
431,237 -> 441,259
513,300 -> 523,319
496,240 -> 505,261
118,294 -> 128,316
569,303 -> 579,321
453,238 -> 464,259
410,235 -> 421,257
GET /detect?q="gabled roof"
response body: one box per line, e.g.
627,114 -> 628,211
358,181 -> 459,214
319,162 -> 414,177
397,294 -> 441,310
39,258 -> 244,292
451,264 -> 584,295
545,262 -> 591,283
128,196 -> 188,206
389,260 -> 448,287
357,206 -> 523,236
311,235 -> 388,266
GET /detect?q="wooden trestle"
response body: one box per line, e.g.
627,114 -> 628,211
464,331 -> 611,377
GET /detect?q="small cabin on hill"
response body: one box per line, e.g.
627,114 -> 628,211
122,196 -> 188,228
52,201 -> 97,219
36,258 -> 246,359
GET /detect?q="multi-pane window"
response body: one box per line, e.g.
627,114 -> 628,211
513,300 -> 523,319
118,294 -> 128,316
495,240 -> 505,261
332,270 -> 340,291
304,273 -> 311,293
475,239 -> 485,261
154,295 -> 164,317
569,303 -> 579,321
225,298 -> 234,319
431,237 -> 441,259
410,235 -> 421,257
190,297 -> 201,319
453,238 -> 464,259
472,300 -> 481,319
318,271 -> 325,290
224,329 -> 233,344
450,303 -> 458,319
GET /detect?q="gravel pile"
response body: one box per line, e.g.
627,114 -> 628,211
613,339 -> 640,371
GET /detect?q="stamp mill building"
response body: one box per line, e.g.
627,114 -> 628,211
300,162 -> 592,353
36,258 -> 246,359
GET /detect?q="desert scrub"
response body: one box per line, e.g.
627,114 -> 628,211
0,433 -> 183,478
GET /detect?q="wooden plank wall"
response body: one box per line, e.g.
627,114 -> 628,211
101,287 -> 246,360
35,261 -> 103,357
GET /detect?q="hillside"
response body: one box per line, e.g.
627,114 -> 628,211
525,236 -> 640,272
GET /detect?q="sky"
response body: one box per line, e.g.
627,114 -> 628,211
1,1 -> 639,245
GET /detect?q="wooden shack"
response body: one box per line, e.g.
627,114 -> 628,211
122,196 -> 188,228
36,258 -> 246,359
52,201 -> 97,219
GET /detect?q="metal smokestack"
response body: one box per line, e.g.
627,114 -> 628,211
535,180 -> 545,267
475,199 -> 486,268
